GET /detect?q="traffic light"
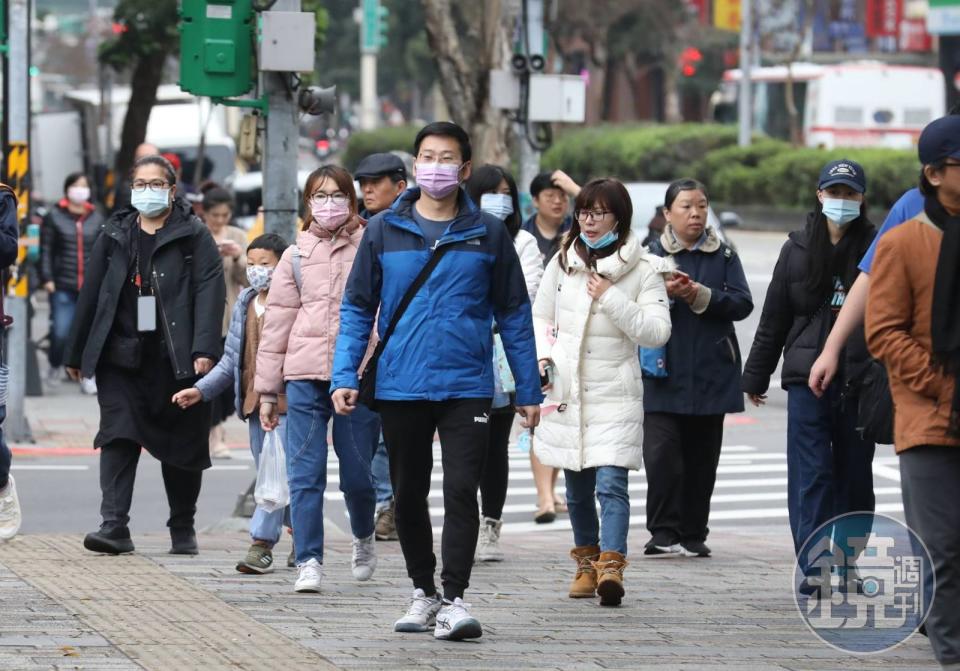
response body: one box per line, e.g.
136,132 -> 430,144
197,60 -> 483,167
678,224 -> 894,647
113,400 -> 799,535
179,0 -> 256,98
361,0 -> 389,53
680,47 -> 703,78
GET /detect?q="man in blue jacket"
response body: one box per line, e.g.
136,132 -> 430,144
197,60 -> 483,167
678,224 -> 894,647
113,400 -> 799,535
331,122 -> 542,641
0,185 -> 22,541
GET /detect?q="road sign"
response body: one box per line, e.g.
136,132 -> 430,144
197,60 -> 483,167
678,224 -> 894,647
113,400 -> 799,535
928,0 -> 960,35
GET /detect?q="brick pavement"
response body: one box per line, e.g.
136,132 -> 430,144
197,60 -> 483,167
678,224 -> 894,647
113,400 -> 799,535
0,528 -> 943,670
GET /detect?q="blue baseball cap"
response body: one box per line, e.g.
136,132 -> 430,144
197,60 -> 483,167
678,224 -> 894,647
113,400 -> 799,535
818,159 -> 866,194
918,115 -> 960,165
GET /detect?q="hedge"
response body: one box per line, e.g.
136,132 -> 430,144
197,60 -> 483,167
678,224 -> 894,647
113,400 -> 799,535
542,124 -> 739,184
541,124 -> 919,209
342,126 -> 419,172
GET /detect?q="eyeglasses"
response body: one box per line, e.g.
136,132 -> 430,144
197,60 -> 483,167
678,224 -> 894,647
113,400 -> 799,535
576,209 -> 612,222
131,180 -> 171,192
310,192 -> 349,206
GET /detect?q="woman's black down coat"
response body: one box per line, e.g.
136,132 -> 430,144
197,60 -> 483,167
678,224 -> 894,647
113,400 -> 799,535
65,198 -> 225,380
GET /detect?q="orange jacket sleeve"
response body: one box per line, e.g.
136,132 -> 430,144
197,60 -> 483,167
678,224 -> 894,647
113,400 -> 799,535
865,232 -> 947,401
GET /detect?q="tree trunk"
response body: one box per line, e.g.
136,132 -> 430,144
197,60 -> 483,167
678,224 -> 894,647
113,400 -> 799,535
420,0 -> 512,165
662,64 -> 681,123
114,50 -> 166,183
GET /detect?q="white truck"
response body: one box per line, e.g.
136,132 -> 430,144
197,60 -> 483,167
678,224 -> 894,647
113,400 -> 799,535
714,61 -> 945,149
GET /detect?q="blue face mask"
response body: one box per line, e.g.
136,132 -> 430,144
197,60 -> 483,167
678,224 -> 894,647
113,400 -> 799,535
580,230 -> 619,250
131,187 -> 172,217
480,193 -> 513,221
821,198 -> 861,228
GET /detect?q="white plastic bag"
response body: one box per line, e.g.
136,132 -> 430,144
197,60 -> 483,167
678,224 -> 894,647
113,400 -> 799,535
254,430 -> 289,513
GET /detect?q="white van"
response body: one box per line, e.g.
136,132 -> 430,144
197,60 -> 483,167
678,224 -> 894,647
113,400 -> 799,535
715,61 -> 945,149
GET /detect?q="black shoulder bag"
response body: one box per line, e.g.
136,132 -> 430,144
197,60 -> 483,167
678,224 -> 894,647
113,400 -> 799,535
845,358 -> 895,445
358,245 -> 450,410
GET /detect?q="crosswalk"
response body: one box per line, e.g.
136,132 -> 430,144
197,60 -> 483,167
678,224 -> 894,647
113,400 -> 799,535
316,442 -> 907,536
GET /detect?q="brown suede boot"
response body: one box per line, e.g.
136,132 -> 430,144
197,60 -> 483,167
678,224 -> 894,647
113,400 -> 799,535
568,545 -> 601,598
593,551 -> 628,606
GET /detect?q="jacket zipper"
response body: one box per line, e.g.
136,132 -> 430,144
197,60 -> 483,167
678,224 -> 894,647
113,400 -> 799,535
152,267 -> 184,376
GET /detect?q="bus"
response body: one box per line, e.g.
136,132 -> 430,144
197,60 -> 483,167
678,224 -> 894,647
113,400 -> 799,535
713,61 -> 945,149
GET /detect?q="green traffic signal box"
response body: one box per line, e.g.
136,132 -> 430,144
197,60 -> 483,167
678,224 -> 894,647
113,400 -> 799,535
179,0 -> 256,98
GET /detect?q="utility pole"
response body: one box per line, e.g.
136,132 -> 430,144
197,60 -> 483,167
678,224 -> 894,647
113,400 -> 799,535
261,0 -> 302,243
358,0 -> 388,131
2,0 -> 33,442
738,0 -> 753,147
518,0 -> 544,200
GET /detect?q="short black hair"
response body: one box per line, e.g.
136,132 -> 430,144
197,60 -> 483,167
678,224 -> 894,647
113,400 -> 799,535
202,186 -> 234,211
664,178 -> 709,210
247,233 -> 288,259
465,164 -> 521,238
530,172 -> 563,198
131,154 -> 177,186
63,172 -> 87,195
413,121 -> 472,163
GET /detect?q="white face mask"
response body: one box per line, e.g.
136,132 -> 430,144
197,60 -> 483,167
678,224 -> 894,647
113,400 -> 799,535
246,265 -> 274,292
480,193 -> 514,221
67,186 -> 90,205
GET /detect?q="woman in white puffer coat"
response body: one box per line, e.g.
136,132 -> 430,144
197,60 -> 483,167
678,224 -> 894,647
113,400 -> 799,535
533,177 -> 672,607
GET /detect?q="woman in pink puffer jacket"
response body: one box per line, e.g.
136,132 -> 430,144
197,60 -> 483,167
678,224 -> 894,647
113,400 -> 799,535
255,165 -> 379,594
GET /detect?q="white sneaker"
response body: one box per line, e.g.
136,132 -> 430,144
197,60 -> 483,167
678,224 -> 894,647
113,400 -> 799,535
351,533 -> 377,581
80,377 -> 98,395
0,475 -> 23,541
394,588 -> 443,633
294,558 -> 322,593
475,516 -> 504,562
46,366 -> 63,388
435,597 -> 482,641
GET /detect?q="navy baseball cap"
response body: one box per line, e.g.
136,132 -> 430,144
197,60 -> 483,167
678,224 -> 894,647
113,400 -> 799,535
818,159 -> 866,193
918,115 -> 960,165
354,153 -> 407,181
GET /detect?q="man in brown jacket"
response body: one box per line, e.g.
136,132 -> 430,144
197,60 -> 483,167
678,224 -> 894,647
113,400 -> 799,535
866,114 -> 960,669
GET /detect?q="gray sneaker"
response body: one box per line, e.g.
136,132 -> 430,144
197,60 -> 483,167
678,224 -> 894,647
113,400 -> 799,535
394,588 -> 443,633
351,533 -> 377,581
236,544 -> 274,574
475,517 -> 504,562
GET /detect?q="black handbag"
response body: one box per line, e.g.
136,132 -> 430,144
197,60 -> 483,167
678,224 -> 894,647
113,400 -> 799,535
846,358 -> 895,445
357,245 -> 450,410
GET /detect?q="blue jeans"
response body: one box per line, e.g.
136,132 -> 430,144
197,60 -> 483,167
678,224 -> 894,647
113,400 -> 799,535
285,380 -> 378,565
564,465 -> 631,555
371,432 -> 394,507
248,416 -> 291,545
786,384 -> 876,573
48,290 -> 78,368
0,405 -> 10,490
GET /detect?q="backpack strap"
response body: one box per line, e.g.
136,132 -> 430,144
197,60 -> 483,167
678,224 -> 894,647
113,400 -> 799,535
290,244 -> 303,293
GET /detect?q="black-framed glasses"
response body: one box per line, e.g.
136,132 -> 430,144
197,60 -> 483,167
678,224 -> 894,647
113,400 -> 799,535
131,180 -> 171,192
576,209 -> 612,222
310,192 -> 349,206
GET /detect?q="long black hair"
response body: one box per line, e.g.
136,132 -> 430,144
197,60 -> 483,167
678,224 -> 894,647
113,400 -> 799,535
464,165 -> 521,238
559,178 -> 633,273
804,197 -> 871,299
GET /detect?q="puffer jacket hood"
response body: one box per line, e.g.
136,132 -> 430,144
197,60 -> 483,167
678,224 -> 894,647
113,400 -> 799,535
532,233 -> 672,471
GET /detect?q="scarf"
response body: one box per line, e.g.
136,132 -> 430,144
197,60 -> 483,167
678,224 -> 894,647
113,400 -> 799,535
926,195 -> 960,436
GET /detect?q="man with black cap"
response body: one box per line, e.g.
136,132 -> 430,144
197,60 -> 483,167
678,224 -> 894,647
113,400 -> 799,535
355,152 -> 408,219
353,152 -> 409,541
866,114 -> 960,669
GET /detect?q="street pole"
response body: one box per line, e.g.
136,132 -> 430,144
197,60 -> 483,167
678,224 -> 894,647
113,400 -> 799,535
3,0 -> 33,442
261,0 -> 301,244
738,0 -> 753,147
518,0 -> 544,204
359,51 -> 377,131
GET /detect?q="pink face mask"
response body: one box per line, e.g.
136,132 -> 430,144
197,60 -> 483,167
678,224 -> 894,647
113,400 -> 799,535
310,200 -> 351,232
416,162 -> 462,200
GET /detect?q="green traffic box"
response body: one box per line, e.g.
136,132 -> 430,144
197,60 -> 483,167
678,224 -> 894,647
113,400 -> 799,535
178,0 -> 256,98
